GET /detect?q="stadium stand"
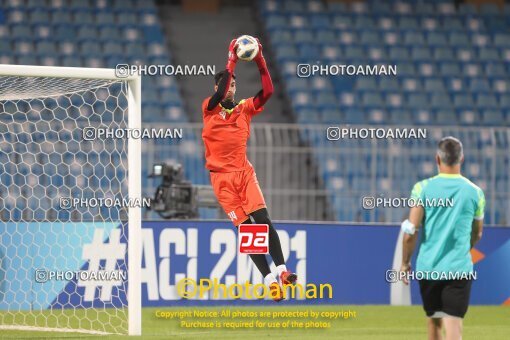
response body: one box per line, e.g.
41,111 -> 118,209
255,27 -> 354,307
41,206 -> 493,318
0,0 -> 212,220
0,0 -> 507,224
259,0 -> 510,224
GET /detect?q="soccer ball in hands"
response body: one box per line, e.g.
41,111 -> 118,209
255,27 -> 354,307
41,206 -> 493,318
235,35 -> 259,61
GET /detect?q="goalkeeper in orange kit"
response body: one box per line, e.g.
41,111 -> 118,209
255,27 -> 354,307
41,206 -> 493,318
201,37 -> 297,301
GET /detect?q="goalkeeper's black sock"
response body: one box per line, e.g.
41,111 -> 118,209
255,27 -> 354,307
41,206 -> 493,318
238,218 -> 271,277
250,208 -> 285,266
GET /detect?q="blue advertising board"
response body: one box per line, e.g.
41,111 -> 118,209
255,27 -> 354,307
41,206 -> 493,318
0,221 -> 509,309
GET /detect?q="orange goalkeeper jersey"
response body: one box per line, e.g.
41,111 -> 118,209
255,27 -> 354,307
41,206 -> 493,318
201,96 -> 263,172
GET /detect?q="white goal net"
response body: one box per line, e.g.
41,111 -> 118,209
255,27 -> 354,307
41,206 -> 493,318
0,65 -> 141,335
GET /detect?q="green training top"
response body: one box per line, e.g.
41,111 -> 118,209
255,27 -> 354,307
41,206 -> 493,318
410,173 -> 485,277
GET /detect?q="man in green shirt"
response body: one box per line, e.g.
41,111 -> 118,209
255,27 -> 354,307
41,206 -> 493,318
400,136 -> 485,340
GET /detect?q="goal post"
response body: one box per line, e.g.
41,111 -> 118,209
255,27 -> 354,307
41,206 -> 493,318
0,64 -> 142,335
127,69 -> 142,336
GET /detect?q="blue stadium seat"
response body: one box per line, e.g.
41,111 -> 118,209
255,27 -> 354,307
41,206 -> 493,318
485,62 -> 507,77
332,15 -> 352,29
389,46 -> 410,61
294,30 -> 314,44
427,32 -> 448,46
77,26 -> 97,41
389,108 -> 413,124
404,32 -> 425,45
449,32 -> 470,47
298,43 -> 320,59
411,46 -> 432,61
458,3 -> 477,15
476,94 -> 498,109
125,42 -> 145,58
310,14 -> 330,29
354,17 -> 376,29
116,11 -> 138,26
99,26 -> 119,41
494,33 -> 510,48
70,0 -> 93,10
269,29 -> 291,47
54,24 -> 76,40
344,46 -> 365,60
470,78 -> 491,92
398,17 -> 419,30
103,41 -> 123,56
434,47 -> 456,61
415,3 -> 435,15
361,92 -> 384,108
17,55 -> 37,65
275,44 -> 298,62
321,108 -> 342,123
430,93 -> 453,109
143,26 -> 164,43
266,15 -> 287,30
328,2 -> 347,13
424,78 -> 446,93
407,93 -> 429,109
439,61 -> 463,77
397,63 -> 417,76
11,24 -> 32,39
80,41 -> 101,55
453,93 -> 475,108
435,110 -> 458,125
356,78 -> 377,91
378,78 -> 400,92
360,31 -> 381,45
499,93 -> 510,107
36,41 -> 56,55
478,47 -> 500,62
442,18 -> 464,31
316,92 -> 338,109
315,29 -> 336,44
482,109 -> 504,125
74,10 -> 95,26
286,77 -> 308,93
344,107 -> 365,124
283,0 -> 306,13
96,11 -> 115,25
29,10 -> 50,24
480,3 -> 500,16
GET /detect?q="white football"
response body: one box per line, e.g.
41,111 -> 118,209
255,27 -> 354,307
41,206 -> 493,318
235,35 -> 259,61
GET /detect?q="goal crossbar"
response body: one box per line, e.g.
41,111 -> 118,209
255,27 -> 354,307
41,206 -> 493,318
0,64 -> 138,80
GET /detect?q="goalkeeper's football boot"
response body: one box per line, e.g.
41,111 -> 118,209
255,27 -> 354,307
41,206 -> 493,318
280,271 -> 298,286
269,282 -> 284,302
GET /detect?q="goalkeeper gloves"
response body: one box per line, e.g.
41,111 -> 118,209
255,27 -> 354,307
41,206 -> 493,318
253,38 -> 267,69
226,39 -> 238,72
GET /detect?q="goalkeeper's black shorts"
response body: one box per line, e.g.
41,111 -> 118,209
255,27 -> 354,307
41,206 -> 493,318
419,279 -> 472,318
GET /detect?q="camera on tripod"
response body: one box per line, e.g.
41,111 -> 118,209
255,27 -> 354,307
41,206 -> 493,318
146,163 -> 218,219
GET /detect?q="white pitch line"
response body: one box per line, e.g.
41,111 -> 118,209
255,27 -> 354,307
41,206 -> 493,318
0,325 -> 115,335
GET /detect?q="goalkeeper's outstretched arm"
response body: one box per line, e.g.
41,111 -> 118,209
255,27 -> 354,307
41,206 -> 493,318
207,39 -> 238,111
207,70 -> 233,111
253,39 -> 274,110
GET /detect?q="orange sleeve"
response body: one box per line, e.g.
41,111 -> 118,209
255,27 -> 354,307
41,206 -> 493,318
245,97 -> 264,116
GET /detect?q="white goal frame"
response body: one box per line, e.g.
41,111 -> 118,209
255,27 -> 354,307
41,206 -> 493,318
0,64 -> 142,336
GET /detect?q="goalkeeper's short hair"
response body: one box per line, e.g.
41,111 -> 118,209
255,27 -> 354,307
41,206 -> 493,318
214,70 -> 236,85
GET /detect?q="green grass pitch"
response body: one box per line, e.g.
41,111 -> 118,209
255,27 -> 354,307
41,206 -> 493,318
1,305 -> 509,339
